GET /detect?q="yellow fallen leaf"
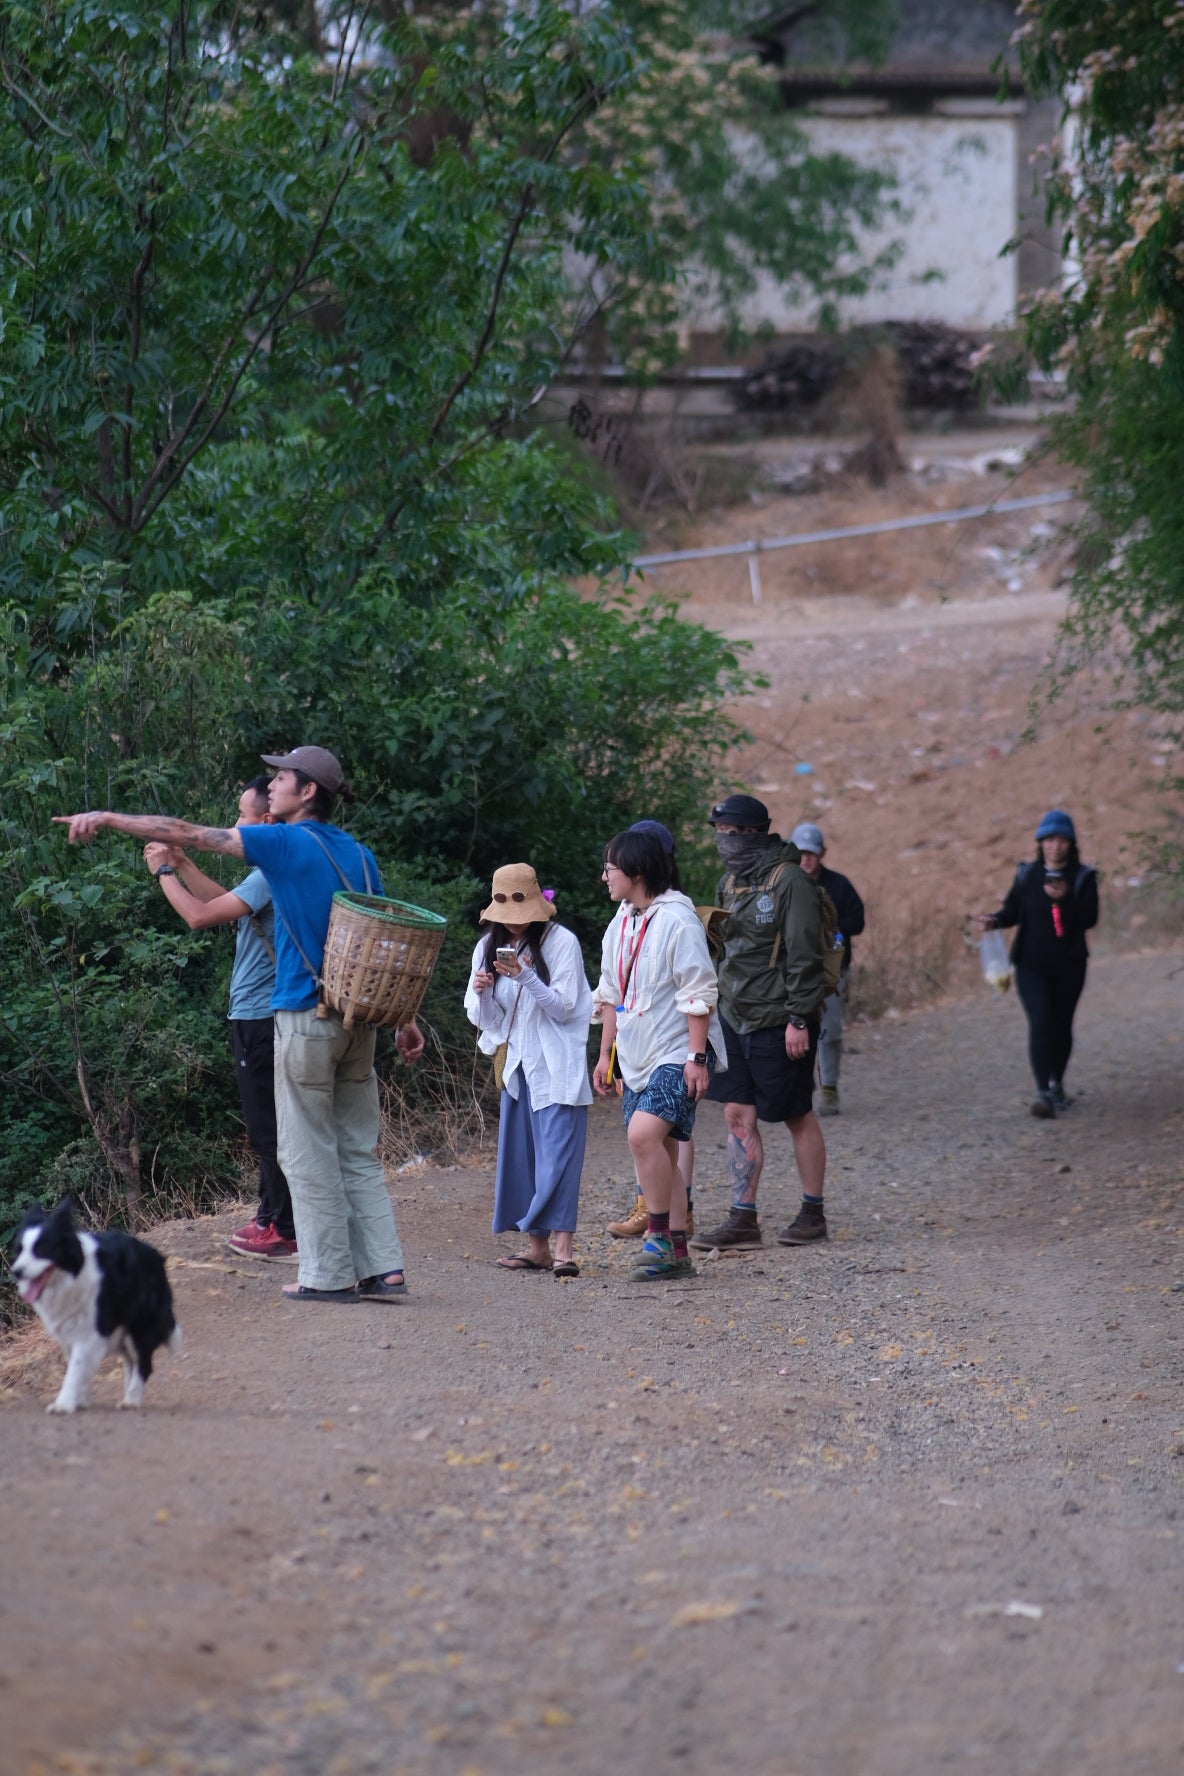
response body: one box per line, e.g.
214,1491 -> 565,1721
880,1343 -> 904,1360
540,1707 -> 574,1728
670,1599 -> 744,1627
154,1508 -> 170,1524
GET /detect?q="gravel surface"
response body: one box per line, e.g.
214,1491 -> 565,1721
3,951 -> 1183,1775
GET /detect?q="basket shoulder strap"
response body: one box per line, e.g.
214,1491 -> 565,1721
300,823 -> 375,895
269,901 -> 321,991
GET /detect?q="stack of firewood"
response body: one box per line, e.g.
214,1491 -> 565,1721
739,323 -> 981,414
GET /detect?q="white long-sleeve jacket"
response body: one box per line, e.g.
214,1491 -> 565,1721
593,891 -> 727,1091
465,923 -> 593,1109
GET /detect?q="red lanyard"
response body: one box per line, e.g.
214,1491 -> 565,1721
616,909 -> 652,1009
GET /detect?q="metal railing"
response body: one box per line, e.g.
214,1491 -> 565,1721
632,489 -> 1076,604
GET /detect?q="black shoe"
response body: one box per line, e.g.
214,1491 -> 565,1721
777,1201 -> 828,1245
1048,1082 -> 1069,1110
688,1206 -> 762,1252
1030,1092 -> 1056,1119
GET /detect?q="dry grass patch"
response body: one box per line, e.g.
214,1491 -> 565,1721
0,1319 -> 60,1403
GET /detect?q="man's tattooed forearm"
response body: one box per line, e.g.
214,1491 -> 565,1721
109,815 -> 241,854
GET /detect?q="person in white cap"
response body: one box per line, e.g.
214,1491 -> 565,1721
790,823 -> 865,1117
55,745 -> 424,1304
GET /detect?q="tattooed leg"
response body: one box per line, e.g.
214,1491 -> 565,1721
724,1108 -> 763,1207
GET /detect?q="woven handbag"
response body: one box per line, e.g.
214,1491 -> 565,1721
488,984 -> 523,1091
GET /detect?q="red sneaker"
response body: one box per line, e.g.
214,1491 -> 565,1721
228,1222 -> 299,1263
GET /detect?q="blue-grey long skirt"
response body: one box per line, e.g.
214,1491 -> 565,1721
493,1076 -> 587,1235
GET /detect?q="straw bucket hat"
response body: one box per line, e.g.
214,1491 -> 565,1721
480,863 -> 554,925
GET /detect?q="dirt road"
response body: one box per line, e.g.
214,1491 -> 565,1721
3,950 -> 1183,1776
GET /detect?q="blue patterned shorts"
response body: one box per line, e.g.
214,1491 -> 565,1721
621,1062 -> 699,1144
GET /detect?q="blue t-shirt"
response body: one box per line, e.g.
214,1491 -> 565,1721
228,868 -> 277,1021
239,821 -> 383,1012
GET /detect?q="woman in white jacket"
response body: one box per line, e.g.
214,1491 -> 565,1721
592,829 -> 726,1282
465,864 -> 593,1275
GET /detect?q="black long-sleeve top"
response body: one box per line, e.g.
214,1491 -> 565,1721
991,861 -> 1098,972
818,864 -> 866,973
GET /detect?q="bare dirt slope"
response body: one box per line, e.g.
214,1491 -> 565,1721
2,951 -> 1183,1776
643,431 -> 1180,975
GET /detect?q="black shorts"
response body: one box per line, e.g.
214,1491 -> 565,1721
705,1016 -> 818,1124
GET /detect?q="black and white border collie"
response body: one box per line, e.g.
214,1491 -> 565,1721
8,1199 -> 180,1413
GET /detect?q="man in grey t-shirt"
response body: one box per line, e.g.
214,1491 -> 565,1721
144,778 -> 296,1262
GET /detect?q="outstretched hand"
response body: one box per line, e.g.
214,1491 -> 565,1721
396,1020 -> 425,1065
53,812 -> 109,845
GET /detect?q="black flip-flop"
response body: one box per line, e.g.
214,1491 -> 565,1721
552,1261 -> 580,1277
496,1253 -> 548,1271
357,1274 -> 408,1301
282,1283 -> 358,1303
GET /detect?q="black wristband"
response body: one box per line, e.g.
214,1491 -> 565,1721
154,865 -> 176,879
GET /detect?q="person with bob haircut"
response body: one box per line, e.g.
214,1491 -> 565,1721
592,827 -> 726,1282
977,809 -> 1098,1118
604,819 -> 698,1242
465,864 -> 593,1276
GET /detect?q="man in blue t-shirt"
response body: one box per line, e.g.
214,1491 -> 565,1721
56,745 -> 424,1305
144,776 -> 297,1263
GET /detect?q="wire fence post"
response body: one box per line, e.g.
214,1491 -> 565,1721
747,544 -> 762,606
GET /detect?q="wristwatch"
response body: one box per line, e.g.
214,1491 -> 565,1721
686,1050 -> 709,1065
154,865 -> 177,879
786,1015 -> 807,1031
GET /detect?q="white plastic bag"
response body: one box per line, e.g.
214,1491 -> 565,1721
980,928 -> 1011,993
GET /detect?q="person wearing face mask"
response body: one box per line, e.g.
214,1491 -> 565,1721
692,794 -> 830,1254
976,809 -> 1098,1118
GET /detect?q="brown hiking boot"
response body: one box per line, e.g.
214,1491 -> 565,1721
777,1201 -> 828,1245
608,1196 -> 647,1238
689,1205 -> 762,1252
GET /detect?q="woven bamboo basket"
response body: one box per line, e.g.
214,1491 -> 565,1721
318,893 -> 447,1030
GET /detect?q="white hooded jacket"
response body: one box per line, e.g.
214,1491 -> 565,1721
594,890 -> 727,1091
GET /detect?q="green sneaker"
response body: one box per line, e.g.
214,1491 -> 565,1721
629,1235 -> 697,1282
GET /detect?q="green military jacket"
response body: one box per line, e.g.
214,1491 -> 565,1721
714,839 -> 826,1032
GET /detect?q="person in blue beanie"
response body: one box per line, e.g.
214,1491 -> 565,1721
978,810 -> 1098,1117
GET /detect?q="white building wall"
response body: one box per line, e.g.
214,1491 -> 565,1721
734,112 -> 1019,332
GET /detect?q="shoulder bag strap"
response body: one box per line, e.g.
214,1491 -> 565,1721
247,910 -> 276,966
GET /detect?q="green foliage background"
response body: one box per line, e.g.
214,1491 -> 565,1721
0,0 -> 892,1233
1012,4 -> 1184,737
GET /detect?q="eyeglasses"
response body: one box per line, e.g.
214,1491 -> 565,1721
492,891 -> 528,903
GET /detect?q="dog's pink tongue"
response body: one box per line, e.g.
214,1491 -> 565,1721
21,1268 -> 53,1305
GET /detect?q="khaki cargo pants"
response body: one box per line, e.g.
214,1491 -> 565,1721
274,1008 -> 404,1291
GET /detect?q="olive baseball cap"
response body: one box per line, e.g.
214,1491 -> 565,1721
260,745 -> 344,794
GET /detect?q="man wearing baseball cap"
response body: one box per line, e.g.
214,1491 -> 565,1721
790,822 -> 865,1117
691,793 -> 830,1253
55,745 -> 424,1304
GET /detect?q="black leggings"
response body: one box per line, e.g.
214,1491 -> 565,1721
1014,962 -> 1087,1093
230,1017 -> 294,1238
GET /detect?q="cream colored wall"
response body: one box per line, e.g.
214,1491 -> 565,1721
726,112 -> 1020,332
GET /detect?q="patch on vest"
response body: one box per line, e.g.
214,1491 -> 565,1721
755,892 -> 775,924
